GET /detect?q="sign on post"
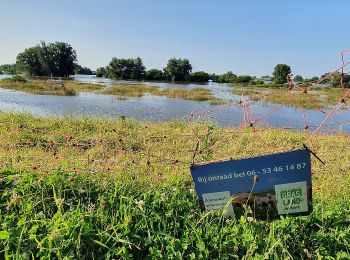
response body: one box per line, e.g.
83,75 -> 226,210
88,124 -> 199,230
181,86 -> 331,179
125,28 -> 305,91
190,149 -> 312,218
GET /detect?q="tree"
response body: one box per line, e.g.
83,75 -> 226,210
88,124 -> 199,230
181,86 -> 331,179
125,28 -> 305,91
164,58 -> 192,81
191,71 -> 209,82
44,42 -> 77,77
74,65 -> 93,75
96,67 -> 107,77
329,73 -> 350,88
145,69 -> 165,81
16,46 -> 46,76
0,64 -> 17,75
209,73 -> 219,81
272,64 -> 291,84
132,57 -> 146,80
293,75 -> 304,82
305,76 -> 319,83
108,57 -> 145,80
16,41 -> 77,77
216,71 -> 237,83
235,75 -> 253,83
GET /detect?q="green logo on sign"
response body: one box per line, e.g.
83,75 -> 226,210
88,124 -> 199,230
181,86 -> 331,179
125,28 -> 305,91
275,181 -> 308,214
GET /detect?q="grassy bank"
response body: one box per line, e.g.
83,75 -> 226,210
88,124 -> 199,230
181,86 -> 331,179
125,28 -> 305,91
0,78 -> 224,105
0,78 -> 103,96
102,85 -> 225,105
0,113 -> 349,258
231,86 -> 349,109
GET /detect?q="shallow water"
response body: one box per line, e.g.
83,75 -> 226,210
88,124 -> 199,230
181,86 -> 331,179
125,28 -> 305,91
0,74 -> 349,134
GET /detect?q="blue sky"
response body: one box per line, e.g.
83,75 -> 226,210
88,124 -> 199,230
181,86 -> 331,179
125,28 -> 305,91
0,0 -> 349,77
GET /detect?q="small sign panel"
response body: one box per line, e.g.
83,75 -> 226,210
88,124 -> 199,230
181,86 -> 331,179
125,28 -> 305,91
202,191 -> 235,217
190,149 -> 312,218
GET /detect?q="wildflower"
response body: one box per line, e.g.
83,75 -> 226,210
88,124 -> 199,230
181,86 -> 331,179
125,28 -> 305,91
48,229 -> 60,241
6,193 -> 21,211
87,203 -> 96,214
189,189 -> 195,194
303,248 -> 312,258
12,174 -> 20,184
56,198 -> 64,208
135,200 -> 145,210
160,193 -> 166,202
247,216 -> 254,223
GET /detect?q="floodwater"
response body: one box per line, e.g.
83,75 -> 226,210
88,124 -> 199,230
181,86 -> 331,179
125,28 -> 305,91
0,75 -> 349,134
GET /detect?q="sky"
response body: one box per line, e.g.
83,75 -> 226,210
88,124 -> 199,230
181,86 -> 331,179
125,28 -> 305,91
0,0 -> 349,77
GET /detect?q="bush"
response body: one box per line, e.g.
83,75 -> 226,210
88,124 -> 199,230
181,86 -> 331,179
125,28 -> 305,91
3,75 -> 27,82
191,71 -> 210,82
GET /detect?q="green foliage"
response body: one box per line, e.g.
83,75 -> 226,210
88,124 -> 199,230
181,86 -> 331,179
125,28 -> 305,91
216,71 -> 237,83
235,75 -> 253,83
249,80 -> 265,85
329,73 -> 350,88
272,64 -> 291,84
16,41 -> 77,77
191,71 -> 210,82
108,57 -> 145,80
293,75 -> 304,82
216,72 -> 254,84
248,83 -> 285,88
145,69 -> 165,81
164,58 -> 192,81
74,65 -> 93,75
305,76 -> 320,83
0,64 -> 17,75
2,75 -> 27,83
95,67 -> 107,77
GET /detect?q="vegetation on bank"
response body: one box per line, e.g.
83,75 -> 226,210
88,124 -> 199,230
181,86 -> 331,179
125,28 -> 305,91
0,113 -> 349,258
101,85 -> 225,105
230,85 -> 350,109
0,77 -> 102,96
0,76 -> 224,104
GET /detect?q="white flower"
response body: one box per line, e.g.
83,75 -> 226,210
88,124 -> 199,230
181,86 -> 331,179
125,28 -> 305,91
247,216 -> 254,223
160,193 -> 166,201
135,200 -> 145,210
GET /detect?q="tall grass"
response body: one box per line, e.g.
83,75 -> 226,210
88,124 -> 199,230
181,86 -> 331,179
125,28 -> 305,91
230,86 -> 349,109
0,113 -> 349,258
0,78 -> 103,96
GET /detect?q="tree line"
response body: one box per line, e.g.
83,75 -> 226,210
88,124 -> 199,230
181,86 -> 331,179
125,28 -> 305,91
0,41 -> 349,87
96,57 -> 272,83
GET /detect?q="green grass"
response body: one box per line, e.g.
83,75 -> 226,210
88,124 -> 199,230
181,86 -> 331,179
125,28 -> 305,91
101,84 -> 160,97
230,86 -> 349,110
0,79 -> 225,105
0,78 -> 103,96
0,113 -> 349,258
101,85 -> 225,104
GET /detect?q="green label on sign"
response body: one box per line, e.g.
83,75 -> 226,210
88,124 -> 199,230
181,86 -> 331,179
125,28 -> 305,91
275,181 -> 308,214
